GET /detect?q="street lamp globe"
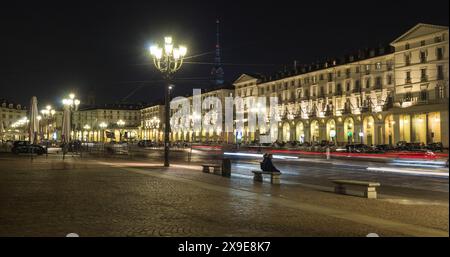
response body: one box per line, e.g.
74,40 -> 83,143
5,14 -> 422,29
117,120 -> 125,127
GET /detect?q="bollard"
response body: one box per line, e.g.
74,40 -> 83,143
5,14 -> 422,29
326,147 -> 330,160
222,158 -> 231,177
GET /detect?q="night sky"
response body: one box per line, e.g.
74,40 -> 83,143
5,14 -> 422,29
1,0 -> 448,107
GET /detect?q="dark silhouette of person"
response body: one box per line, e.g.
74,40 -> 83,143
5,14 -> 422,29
261,154 -> 281,173
260,153 -> 268,170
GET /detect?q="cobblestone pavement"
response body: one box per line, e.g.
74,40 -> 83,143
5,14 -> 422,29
0,154 -> 448,236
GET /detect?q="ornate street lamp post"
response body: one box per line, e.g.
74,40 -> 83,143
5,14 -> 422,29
40,105 -> 55,141
62,93 -> 80,141
149,36 -> 187,167
99,122 -> 107,142
117,119 -> 125,142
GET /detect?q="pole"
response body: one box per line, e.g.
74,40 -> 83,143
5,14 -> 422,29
164,80 -> 170,167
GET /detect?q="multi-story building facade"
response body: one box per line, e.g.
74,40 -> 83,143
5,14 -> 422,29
139,103 -> 165,142
233,24 -> 449,147
0,100 -> 28,140
72,104 -> 143,142
139,85 -> 234,143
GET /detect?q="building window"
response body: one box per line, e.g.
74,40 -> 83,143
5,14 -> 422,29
420,40 -> 426,46
420,90 -> 428,101
421,68 -> 428,82
387,74 -> 393,85
346,82 -> 351,91
404,92 -> 412,102
337,70 -> 341,77
355,66 -> 360,73
437,65 -> 444,80
434,36 -> 442,43
405,43 -> 410,50
319,74 -> 324,80
336,84 -> 342,94
375,62 -> 382,70
345,68 -> 351,78
327,73 -> 333,82
436,85 -> 444,99
365,78 -> 371,88
404,54 -> 411,66
406,71 -> 411,84
420,51 -> 427,63
355,80 -> 360,91
387,61 -> 393,71
375,76 -> 382,88
436,47 -> 443,60
365,64 -> 370,74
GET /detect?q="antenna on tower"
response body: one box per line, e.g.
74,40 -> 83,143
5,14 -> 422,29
211,18 -> 224,86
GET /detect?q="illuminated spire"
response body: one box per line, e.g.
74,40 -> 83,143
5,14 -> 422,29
211,18 -> 224,85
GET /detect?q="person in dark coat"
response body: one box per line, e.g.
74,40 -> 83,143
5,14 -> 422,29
262,154 -> 281,173
260,153 -> 268,170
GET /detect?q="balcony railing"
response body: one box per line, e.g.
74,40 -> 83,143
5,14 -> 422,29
420,75 -> 428,82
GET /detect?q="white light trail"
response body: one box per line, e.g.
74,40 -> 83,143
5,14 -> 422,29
223,152 -> 298,160
367,167 -> 448,178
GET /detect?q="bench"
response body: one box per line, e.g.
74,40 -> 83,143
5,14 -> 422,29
252,170 -> 281,184
201,164 -> 222,175
331,179 -> 381,199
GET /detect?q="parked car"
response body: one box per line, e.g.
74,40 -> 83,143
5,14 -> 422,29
138,140 -> 152,147
375,144 -> 394,152
396,141 -> 426,151
11,141 -> 46,155
426,142 -> 444,152
345,144 -> 373,153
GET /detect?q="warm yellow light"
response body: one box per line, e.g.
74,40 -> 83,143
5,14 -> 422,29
69,93 -> 75,99
74,99 -> 80,106
155,48 -> 163,59
37,115 -> 42,121
46,105 -> 51,110
164,36 -> 172,44
50,110 -> 55,115
179,45 -> 187,56
149,45 -> 158,56
164,43 -> 173,54
173,48 -> 180,59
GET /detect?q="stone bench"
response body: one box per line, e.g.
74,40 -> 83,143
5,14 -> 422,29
201,164 -> 222,175
331,179 -> 381,199
252,170 -> 281,184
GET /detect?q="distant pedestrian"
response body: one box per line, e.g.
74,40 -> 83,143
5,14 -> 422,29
260,153 -> 268,170
262,154 -> 281,173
